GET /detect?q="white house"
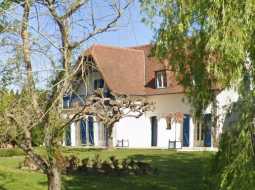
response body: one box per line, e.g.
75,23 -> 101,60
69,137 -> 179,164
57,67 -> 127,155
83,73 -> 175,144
63,44 -> 238,150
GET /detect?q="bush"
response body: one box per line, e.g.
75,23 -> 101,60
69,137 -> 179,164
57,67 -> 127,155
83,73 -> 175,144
91,154 -> 102,170
0,148 -> 24,157
101,160 -> 113,174
109,156 -> 120,170
79,158 -> 90,171
63,154 -> 156,176
65,155 -> 80,173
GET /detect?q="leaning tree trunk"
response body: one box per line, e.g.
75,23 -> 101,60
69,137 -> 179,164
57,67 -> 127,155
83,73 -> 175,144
47,166 -> 61,190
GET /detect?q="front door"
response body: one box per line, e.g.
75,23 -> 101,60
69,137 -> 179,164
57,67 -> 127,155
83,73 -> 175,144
183,114 -> 190,147
151,116 -> 158,147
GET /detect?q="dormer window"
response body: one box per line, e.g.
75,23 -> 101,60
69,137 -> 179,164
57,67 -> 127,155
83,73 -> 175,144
94,79 -> 104,90
155,71 -> 167,88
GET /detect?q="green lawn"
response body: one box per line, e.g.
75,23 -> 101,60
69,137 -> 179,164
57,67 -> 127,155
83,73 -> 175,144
0,149 -> 214,190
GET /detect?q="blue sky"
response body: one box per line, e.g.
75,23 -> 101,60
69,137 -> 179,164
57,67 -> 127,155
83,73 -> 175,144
85,0 -> 155,48
0,0 -> 155,90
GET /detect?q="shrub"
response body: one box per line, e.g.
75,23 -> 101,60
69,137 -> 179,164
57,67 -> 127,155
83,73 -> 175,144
91,154 -> 102,170
101,160 -> 113,174
109,156 -> 120,169
65,155 -> 80,173
79,158 -> 90,172
122,159 -> 129,170
63,154 -> 156,176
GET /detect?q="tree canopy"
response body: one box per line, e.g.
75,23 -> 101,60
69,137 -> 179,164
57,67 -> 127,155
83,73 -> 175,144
141,0 -> 255,114
140,0 -> 255,189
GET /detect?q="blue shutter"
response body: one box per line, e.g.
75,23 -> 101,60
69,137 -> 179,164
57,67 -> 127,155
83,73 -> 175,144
80,119 -> 87,144
99,79 -> 104,88
183,114 -> 190,147
88,116 -> 94,145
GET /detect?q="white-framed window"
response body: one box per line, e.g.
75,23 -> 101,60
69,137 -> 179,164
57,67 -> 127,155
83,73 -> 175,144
155,71 -> 167,88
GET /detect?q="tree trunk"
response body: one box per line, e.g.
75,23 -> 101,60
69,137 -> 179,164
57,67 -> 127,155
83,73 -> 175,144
47,167 -> 61,190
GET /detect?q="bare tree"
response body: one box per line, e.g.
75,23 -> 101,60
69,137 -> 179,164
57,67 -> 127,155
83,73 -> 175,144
65,90 -> 154,148
0,0 -> 134,190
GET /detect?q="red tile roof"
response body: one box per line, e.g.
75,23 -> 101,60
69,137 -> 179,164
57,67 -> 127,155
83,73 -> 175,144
85,44 -> 184,96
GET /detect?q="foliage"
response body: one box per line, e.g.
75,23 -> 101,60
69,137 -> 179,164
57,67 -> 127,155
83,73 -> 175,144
208,76 -> 255,190
141,1 -> 255,189
31,124 -> 44,146
60,153 -> 155,176
0,90 -> 17,143
0,89 -> 47,146
0,90 -> 16,112
209,127 -> 255,190
140,0 -> 255,117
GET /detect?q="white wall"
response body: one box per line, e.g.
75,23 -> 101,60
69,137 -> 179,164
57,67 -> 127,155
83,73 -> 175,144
93,121 -> 99,146
114,89 -> 238,149
70,122 -> 76,146
213,88 -> 239,137
115,115 -> 151,148
147,94 -> 193,148
115,94 -> 194,148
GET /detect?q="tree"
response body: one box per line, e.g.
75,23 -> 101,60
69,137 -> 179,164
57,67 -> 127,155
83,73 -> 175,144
0,89 -> 16,146
140,0 -> 255,189
67,90 -> 154,148
0,0 -> 133,190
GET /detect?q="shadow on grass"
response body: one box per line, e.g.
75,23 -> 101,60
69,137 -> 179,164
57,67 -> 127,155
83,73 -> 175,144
0,173 -> 13,190
62,152 -> 213,190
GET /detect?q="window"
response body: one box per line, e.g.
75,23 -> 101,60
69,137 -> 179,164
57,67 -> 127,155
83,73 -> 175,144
155,71 -> 167,88
94,79 -> 104,90
196,114 -> 212,141
63,96 -> 71,108
196,123 -> 204,141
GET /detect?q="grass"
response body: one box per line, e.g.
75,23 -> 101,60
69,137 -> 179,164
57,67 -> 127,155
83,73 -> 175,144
0,148 -> 214,190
